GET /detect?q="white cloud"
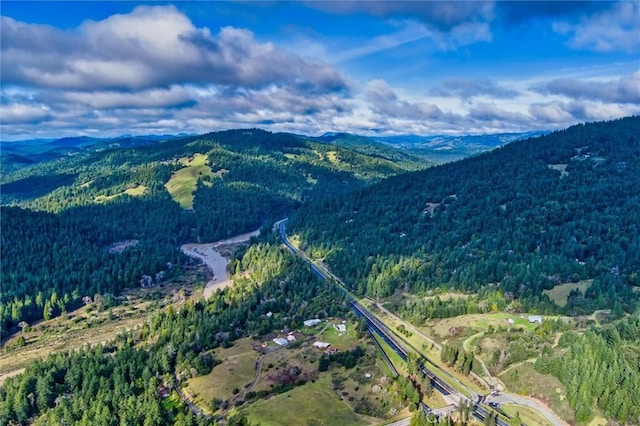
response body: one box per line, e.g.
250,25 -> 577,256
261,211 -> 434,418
0,103 -> 52,124
1,6 -> 348,92
539,71 -> 640,104
553,2 -> 640,53
62,86 -> 195,109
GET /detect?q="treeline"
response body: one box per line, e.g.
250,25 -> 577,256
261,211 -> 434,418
386,290 -> 513,325
318,346 -> 366,371
289,117 -> 640,313
535,316 -> 640,423
440,345 -> 475,376
0,242 -> 350,425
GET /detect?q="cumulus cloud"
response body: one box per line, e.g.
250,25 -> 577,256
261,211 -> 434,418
528,102 -> 575,124
1,5 -> 348,92
539,72 -> 640,104
1,3 -> 637,140
365,79 -> 456,122
0,103 -> 52,124
431,78 -> 520,99
529,100 -> 638,124
61,86 -> 196,110
553,2 -> 640,53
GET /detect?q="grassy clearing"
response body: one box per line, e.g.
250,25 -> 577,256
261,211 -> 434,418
165,153 -> 214,209
1,300 -> 149,377
94,184 -> 147,203
498,361 -> 574,423
363,300 -> 487,395
242,374 -> 364,426
184,338 -> 259,406
161,391 -> 184,412
0,273 -> 203,381
321,323 -> 359,351
424,312 -> 538,343
233,320 -> 402,423
587,414 -> 608,426
326,151 -> 340,165
543,280 -> 593,307
501,403 -> 553,426
371,333 -> 406,377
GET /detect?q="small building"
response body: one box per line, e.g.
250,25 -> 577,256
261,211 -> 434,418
286,334 -> 296,342
304,319 -> 322,327
507,318 -> 515,326
528,315 -> 543,324
156,386 -> 170,399
334,324 -> 347,333
313,341 -> 330,349
266,311 -> 273,318
273,338 -> 289,346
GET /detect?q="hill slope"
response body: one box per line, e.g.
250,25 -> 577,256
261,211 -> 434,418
289,117 -> 640,314
0,129 -> 424,336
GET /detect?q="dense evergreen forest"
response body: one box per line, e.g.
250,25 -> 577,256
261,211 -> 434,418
289,117 -> 640,314
0,241 -> 350,425
535,316 -> 640,423
1,129 -> 423,336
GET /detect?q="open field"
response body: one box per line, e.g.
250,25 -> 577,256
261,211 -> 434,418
184,338 -> 260,408
362,300 -> 488,395
0,273 -> 203,382
498,361 -> 574,423
165,153 -> 214,209
423,312 -> 539,343
543,280 -> 593,307
242,374 -> 365,426
184,319 -> 404,423
94,184 -> 147,203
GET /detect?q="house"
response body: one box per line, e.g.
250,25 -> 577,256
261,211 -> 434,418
273,338 -> 289,346
266,311 -> 273,318
528,315 -> 543,324
286,334 -> 296,342
304,319 -> 322,327
156,386 -> 170,399
313,341 -> 330,349
507,318 -> 515,326
334,324 -> 347,333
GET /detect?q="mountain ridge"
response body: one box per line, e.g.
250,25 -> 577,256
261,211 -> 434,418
289,116 -> 640,315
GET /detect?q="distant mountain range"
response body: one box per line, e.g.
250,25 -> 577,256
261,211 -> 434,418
1,134 -> 195,169
2,131 -> 543,170
372,131 -> 547,162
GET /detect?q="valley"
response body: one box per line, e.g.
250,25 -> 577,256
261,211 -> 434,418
1,118 -> 639,426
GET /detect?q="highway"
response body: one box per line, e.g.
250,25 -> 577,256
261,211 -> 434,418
486,393 -> 566,426
275,219 -> 515,426
276,218 -> 569,426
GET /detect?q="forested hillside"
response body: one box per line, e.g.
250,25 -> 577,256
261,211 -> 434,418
1,129 -> 424,336
0,241 -> 349,425
289,117 -> 640,314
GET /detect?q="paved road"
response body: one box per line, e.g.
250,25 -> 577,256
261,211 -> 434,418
276,219 -> 508,425
276,218 -> 569,426
487,393 -> 567,426
173,374 -> 213,420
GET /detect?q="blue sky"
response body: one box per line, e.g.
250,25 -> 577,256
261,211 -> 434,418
1,1 -> 639,140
